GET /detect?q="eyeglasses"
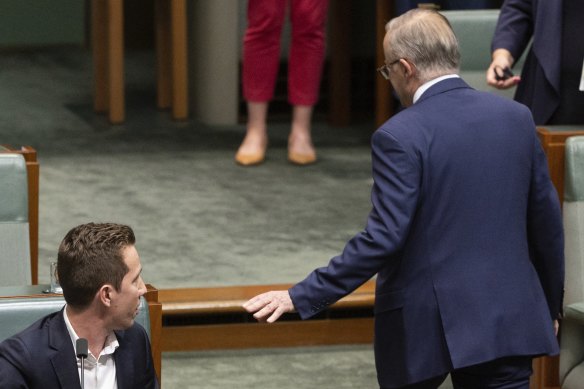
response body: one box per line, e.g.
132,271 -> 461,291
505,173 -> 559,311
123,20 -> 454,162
377,59 -> 401,80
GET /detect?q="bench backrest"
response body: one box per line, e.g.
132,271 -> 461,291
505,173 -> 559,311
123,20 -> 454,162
441,9 -> 527,100
0,293 -> 151,343
0,153 -> 31,286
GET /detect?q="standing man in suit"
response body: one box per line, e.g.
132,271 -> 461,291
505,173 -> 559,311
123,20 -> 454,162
487,0 -> 584,125
244,9 -> 564,389
0,223 -> 159,389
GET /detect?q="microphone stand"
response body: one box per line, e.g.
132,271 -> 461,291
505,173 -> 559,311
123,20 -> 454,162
76,338 -> 88,389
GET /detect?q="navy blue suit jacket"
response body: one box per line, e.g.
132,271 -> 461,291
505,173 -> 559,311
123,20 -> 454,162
0,309 -> 159,389
492,0 -> 563,124
289,78 -> 564,387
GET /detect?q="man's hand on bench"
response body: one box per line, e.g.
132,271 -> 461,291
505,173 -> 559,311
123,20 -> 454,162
243,291 -> 295,323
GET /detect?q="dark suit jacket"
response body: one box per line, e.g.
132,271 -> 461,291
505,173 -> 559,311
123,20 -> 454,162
289,78 -> 564,387
492,0 -> 563,124
0,309 -> 159,389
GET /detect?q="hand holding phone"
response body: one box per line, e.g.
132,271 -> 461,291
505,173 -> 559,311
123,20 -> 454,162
494,65 -> 514,81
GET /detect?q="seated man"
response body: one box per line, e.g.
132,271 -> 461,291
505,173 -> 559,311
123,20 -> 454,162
0,223 -> 159,389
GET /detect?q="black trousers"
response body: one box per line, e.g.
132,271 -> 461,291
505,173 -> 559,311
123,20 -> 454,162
382,356 -> 533,389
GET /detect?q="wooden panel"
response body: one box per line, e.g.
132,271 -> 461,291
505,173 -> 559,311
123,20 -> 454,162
162,317 -> 374,351
170,0 -> 188,120
0,145 -> 39,284
106,0 -> 125,124
328,0 -> 351,127
155,0 -> 171,109
144,284 -> 162,385
91,0 -> 108,113
537,127 -> 584,202
375,0 -> 394,127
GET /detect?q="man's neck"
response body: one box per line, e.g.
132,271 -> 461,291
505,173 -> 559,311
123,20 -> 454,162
65,305 -> 111,357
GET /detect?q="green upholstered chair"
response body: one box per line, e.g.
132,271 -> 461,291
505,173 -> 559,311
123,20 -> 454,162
560,136 -> 584,388
441,10 -> 526,99
0,285 -> 152,343
0,153 -> 31,286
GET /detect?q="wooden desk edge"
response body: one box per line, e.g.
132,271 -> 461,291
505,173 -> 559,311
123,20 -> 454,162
159,281 -> 376,315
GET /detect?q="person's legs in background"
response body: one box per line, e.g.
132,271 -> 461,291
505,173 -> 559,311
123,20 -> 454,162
237,0 -> 286,166
287,0 -> 328,165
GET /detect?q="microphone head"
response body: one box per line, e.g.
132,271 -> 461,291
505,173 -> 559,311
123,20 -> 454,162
76,338 -> 88,359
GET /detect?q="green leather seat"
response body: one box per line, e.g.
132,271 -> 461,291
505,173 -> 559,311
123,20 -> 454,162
560,135 -> 584,389
441,10 -> 526,99
0,153 -> 31,286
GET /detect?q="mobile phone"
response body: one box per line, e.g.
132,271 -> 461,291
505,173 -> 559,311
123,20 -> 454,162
494,66 -> 514,81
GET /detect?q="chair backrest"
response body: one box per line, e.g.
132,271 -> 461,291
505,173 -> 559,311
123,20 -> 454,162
0,153 -> 31,286
441,9 -> 527,99
563,136 -> 584,307
0,291 -> 151,343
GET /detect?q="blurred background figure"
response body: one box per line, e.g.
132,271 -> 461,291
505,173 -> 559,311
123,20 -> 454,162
487,0 -> 584,125
235,0 -> 329,166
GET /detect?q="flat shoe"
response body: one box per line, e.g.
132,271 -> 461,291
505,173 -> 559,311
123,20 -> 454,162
288,150 -> 317,165
235,149 -> 266,166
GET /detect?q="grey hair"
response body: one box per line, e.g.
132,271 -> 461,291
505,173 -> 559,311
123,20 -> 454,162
385,9 -> 460,82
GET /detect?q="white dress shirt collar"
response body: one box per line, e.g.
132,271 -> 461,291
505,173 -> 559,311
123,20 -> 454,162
413,74 -> 460,104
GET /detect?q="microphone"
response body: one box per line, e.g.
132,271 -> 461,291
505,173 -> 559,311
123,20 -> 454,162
76,338 -> 88,389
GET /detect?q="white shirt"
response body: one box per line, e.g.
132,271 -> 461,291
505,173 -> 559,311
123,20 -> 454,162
63,307 -> 119,389
413,74 -> 460,104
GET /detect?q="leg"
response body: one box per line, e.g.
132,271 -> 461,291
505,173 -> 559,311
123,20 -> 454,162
288,105 -> 317,165
451,356 -> 533,389
235,102 -> 269,166
242,0 -> 286,103
287,0 -> 329,165
237,0 -> 287,166
288,0 -> 328,106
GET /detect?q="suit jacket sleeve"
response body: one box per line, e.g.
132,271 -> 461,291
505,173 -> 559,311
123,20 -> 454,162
527,130 -> 565,319
491,0 -> 534,64
289,127 -> 421,319
0,336 -> 34,388
140,326 -> 159,389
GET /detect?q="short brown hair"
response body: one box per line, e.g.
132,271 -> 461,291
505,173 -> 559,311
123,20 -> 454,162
57,223 -> 136,309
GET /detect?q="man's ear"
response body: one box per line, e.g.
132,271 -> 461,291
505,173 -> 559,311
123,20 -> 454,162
98,284 -> 115,307
400,58 -> 416,79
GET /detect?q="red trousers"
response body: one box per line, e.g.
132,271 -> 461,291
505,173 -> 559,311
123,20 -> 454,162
242,0 -> 329,106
